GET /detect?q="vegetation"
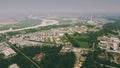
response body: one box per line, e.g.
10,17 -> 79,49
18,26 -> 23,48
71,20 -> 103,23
4,24 -> 71,36
0,19 -> 41,30
1,21 -> 120,68
82,49 -> 120,68
64,22 -> 116,48
65,33 -> 90,48
3,22 -> 95,37
0,45 -> 76,68
41,52 -> 75,68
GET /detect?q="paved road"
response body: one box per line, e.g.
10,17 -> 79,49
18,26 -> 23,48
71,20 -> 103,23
0,20 -> 58,34
6,41 -> 41,68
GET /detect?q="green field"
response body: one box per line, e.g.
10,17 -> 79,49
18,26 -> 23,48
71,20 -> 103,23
78,42 -> 89,48
65,33 -> 90,48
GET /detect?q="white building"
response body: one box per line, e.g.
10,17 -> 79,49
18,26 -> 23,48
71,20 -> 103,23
113,43 -> 119,50
9,64 -> 19,68
1,48 -> 16,57
87,16 -> 96,25
98,36 -> 120,51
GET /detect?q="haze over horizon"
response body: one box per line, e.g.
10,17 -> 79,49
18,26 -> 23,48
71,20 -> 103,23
0,0 -> 120,17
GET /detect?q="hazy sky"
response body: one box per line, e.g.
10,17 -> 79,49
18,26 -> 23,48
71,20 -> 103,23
0,0 -> 120,17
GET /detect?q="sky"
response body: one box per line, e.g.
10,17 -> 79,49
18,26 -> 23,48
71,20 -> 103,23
0,0 -> 120,17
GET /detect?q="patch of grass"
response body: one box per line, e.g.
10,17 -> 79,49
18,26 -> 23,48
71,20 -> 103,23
78,42 -> 89,48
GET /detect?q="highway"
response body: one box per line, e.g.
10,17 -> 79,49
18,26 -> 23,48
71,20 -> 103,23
0,20 -> 58,34
0,20 -> 59,67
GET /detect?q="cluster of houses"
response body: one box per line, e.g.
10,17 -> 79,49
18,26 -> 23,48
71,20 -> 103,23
97,36 -> 120,65
9,37 -> 38,47
60,47 -> 89,68
9,26 -> 88,47
0,42 -> 16,58
97,36 -> 120,51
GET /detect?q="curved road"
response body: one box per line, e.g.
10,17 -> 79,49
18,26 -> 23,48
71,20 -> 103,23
0,20 -> 58,34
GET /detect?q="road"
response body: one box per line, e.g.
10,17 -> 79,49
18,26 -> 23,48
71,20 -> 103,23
0,20 -> 58,34
6,41 -> 41,68
0,20 -> 59,67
